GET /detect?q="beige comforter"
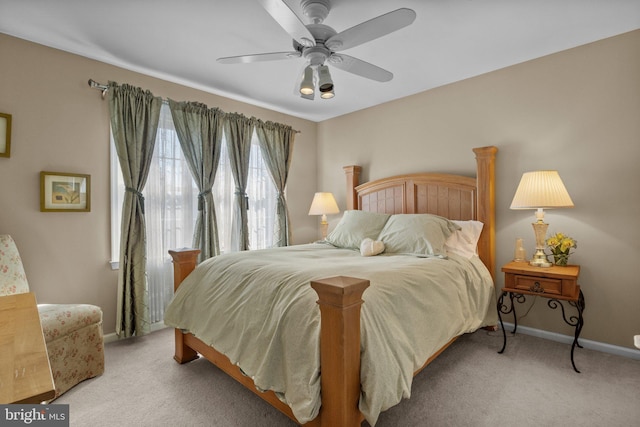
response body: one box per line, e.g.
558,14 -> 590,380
164,243 -> 496,425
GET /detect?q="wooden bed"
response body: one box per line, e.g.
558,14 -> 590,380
169,146 -> 497,426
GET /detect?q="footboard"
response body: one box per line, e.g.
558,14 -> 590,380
168,249 -> 369,427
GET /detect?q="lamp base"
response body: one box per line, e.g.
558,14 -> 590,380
320,217 -> 329,240
530,248 -> 551,268
530,218 -> 551,267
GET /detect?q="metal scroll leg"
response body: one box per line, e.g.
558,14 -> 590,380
550,290 -> 585,373
497,292 -> 517,354
497,292 -> 507,353
569,290 -> 586,373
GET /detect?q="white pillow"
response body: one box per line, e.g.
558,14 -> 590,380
325,210 -> 390,249
444,220 -> 484,259
376,214 -> 459,256
360,238 -> 385,257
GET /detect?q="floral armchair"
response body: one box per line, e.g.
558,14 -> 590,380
0,234 -> 104,399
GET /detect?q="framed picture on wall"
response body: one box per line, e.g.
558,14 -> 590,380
40,171 -> 91,212
0,112 -> 11,158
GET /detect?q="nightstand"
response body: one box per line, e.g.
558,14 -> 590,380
497,261 -> 585,373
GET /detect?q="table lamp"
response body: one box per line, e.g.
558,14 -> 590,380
308,192 -> 340,239
510,171 -> 574,267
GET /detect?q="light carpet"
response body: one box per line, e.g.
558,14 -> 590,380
55,327 -> 640,426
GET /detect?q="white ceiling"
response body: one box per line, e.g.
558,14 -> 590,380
1,0 -> 639,122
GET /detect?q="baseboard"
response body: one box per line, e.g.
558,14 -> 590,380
502,322 -> 640,360
103,322 -> 168,344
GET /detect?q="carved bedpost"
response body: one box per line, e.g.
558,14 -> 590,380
343,165 -> 361,211
311,276 -> 369,427
169,248 -> 200,364
473,146 -> 498,280
168,248 -> 200,291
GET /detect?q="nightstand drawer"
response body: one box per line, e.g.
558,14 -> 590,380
502,262 -> 579,298
513,275 -> 562,295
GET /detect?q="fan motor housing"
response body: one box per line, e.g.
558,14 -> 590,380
293,24 -> 337,65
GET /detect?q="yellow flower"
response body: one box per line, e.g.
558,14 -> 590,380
546,232 -> 577,254
561,238 -> 575,251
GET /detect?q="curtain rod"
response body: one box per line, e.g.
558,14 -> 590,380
88,79 -> 108,98
88,78 -> 300,133
88,79 -> 169,104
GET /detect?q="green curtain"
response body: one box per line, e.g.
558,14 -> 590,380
109,81 -> 162,338
255,121 -> 296,247
224,113 -> 254,251
169,100 -> 224,261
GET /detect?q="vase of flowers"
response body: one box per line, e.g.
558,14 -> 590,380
545,232 -> 577,266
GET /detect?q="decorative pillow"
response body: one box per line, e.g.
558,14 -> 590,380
444,220 -> 484,259
360,238 -> 385,257
376,214 -> 459,256
325,210 -> 391,249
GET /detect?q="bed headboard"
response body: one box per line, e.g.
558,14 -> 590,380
343,146 -> 497,278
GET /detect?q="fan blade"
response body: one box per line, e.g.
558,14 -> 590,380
217,51 -> 301,64
325,8 -> 416,51
257,0 -> 316,47
329,54 -> 393,82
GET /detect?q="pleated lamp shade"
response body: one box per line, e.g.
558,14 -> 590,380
308,192 -> 340,216
510,171 -> 574,209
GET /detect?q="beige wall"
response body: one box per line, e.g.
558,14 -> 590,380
318,30 -> 640,349
0,34 -> 318,335
2,30 -> 639,349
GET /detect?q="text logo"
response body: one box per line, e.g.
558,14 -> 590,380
1,405 -> 69,426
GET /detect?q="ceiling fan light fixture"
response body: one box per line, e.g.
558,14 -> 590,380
300,86 -> 314,95
221,3 -> 416,102
300,91 -> 315,100
300,66 -> 315,95
317,65 -> 334,98
320,88 -> 334,99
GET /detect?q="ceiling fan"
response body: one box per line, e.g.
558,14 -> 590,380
217,0 -> 416,100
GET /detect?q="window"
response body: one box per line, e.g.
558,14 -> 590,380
111,104 -> 278,324
214,139 -> 278,252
